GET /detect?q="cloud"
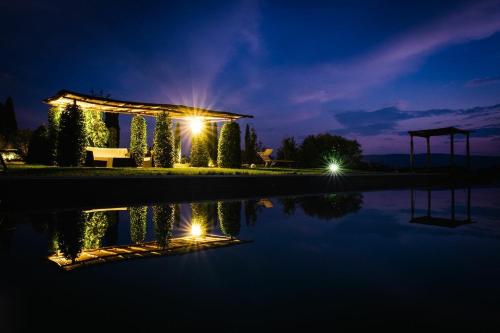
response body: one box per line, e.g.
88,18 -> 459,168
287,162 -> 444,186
466,76 -> 500,87
290,0 -> 500,104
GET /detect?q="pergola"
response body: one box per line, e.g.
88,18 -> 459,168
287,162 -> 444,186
44,89 -> 253,121
408,127 -> 471,170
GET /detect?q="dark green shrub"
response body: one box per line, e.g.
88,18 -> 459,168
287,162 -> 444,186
190,129 -> 210,167
27,125 -> 51,165
105,113 -> 120,148
56,210 -> 85,263
218,201 -> 241,238
300,133 -> 362,168
153,112 -> 174,168
217,122 -> 241,168
130,115 -> 147,167
277,136 -> 299,161
57,103 -> 86,166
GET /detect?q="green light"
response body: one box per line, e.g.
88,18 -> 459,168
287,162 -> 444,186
328,162 -> 340,174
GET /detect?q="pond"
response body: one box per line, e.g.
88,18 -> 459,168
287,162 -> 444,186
1,187 -> 499,331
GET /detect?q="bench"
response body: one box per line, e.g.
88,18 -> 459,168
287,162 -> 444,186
85,147 -> 135,167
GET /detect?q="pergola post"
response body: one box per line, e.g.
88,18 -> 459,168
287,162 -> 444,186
410,188 -> 415,220
467,187 -> 471,222
426,136 -> 431,170
466,133 -> 471,170
450,134 -> 455,169
427,188 -> 431,218
410,135 -> 414,171
451,188 -> 456,221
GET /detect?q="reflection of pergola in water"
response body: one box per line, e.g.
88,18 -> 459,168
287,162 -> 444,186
48,235 -> 249,271
44,89 -> 253,123
408,127 -> 471,170
410,188 -> 473,228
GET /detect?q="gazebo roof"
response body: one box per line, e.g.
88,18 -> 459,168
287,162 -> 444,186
44,89 -> 253,121
408,126 -> 471,137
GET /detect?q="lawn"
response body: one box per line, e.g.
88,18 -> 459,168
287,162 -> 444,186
3,164 -> 327,177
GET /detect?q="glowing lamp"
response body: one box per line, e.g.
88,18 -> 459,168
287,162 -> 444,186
189,118 -> 203,135
328,162 -> 340,174
191,223 -> 203,238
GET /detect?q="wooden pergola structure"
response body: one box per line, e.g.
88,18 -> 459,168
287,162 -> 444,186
44,89 -> 253,121
408,127 -> 471,170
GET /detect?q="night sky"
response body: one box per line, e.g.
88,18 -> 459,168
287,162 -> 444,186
2,0 -> 500,155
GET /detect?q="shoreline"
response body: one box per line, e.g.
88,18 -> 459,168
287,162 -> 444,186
1,172 -> 498,212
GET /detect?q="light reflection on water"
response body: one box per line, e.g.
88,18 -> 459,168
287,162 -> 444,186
1,187 -> 500,330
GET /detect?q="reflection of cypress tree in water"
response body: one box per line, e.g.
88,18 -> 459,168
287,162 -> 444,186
56,210 -> 85,262
218,201 -> 241,238
129,206 -> 147,244
244,200 -> 260,226
82,211 -> 109,250
191,202 -> 215,233
299,193 -> 363,220
279,197 -> 297,216
153,204 -> 174,248
103,211 -> 119,246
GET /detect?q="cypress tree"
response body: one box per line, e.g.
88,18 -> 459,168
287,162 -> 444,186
218,201 -> 241,239
190,130 -> 210,167
104,113 -> 120,148
129,115 -> 147,167
26,125 -> 51,165
47,106 -> 62,165
129,206 -> 147,244
3,97 -> 18,144
57,103 -> 86,166
207,122 -> 218,165
174,122 -> 181,163
152,204 -> 174,249
244,124 -> 251,163
217,122 -> 241,168
152,112 -> 174,168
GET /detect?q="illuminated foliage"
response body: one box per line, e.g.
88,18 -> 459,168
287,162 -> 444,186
130,115 -> 147,167
47,106 -> 62,165
57,103 -> 86,166
83,110 -> 108,147
152,204 -> 174,248
82,211 -> 109,250
218,122 -> 241,168
300,133 -> 362,168
130,206 -> 147,244
190,128 -> 210,167
153,112 -> 174,168
174,122 -> 182,163
217,201 -> 241,238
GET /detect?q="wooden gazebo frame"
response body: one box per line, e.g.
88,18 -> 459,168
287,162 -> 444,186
408,127 -> 471,170
44,90 -> 253,121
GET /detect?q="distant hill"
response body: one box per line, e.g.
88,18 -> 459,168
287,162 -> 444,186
363,154 -> 500,170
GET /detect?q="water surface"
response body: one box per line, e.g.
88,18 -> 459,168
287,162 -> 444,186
1,187 -> 499,330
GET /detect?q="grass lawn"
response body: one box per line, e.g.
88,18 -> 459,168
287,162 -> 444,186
3,164 -> 327,177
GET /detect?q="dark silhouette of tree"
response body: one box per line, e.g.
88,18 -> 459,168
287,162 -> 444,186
218,201 -> 241,238
244,125 -> 259,164
277,137 -> 299,161
56,210 -> 85,262
130,115 -> 147,166
218,122 -> 241,168
153,112 -> 174,168
174,203 -> 181,227
298,193 -> 363,220
3,97 -> 18,145
103,211 -> 119,246
104,113 -> 120,148
153,204 -> 174,248
130,206 -> 147,244
300,133 -> 362,168
174,122 -> 182,163
279,197 -> 297,216
13,128 -> 32,158
57,103 -> 86,166
27,125 -> 51,164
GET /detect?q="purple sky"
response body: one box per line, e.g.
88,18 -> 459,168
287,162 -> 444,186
1,0 -> 500,155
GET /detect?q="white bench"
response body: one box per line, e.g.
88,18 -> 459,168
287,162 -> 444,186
86,147 -> 131,167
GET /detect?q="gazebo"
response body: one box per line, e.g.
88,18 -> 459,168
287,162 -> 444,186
408,127 -> 471,170
44,90 -> 253,121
